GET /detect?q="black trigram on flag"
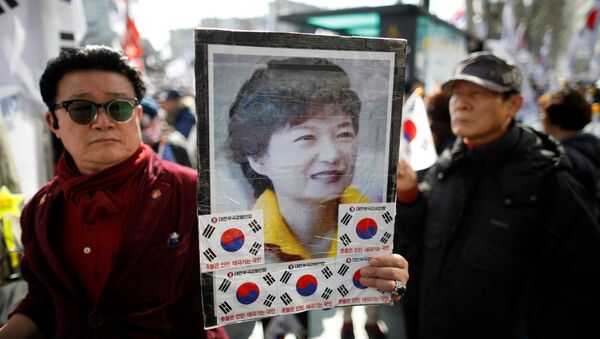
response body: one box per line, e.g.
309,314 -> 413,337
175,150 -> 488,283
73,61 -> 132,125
341,212 -> 353,225
202,224 -> 216,238
321,266 -> 333,279
377,288 -> 386,295
321,287 -> 333,300
263,273 -> 276,286
59,31 -> 76,52
248,219 -> 262,233
280,271 -> 292,284
264,294 -> 276,307
337,263 -> 349,276
380,232 -> 392,244
280,292 -> 293,305
340,234 -> 352,246
219,301 -> 232,314
337,284 -> 349,297
0,0 -> 18,16
249,242 -> 262,255
382,211 -> 393,224
218,279 -> 231,293
203,248 -> 217,261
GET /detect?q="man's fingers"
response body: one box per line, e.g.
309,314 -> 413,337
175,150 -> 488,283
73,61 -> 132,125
358,254 -> 409,294
368,253 -> 408,269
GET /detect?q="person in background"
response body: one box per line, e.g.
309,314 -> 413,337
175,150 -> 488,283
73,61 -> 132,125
395,52 -> 600,339
140,97 -> 192,167
0,45 -> 227,338
157,89 -> 196,139
424,90 -> 455,155
539,88 -> 600,216
404,78 -> 425,98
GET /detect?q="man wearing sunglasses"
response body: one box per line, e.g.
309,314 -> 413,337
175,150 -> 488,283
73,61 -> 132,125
0,45 -> 228,338
0,45 -> 410,338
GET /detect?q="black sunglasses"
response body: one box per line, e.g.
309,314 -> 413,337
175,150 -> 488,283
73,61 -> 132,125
52,98 -> 138,125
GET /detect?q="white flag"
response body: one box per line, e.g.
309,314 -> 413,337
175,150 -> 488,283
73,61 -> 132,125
0,0 -> 86,104
399,90 -> 437,171
500,0 -> 518,55
565,0 -> 600,78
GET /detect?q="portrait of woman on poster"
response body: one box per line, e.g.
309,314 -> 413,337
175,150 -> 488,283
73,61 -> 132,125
228,57 -> 371,263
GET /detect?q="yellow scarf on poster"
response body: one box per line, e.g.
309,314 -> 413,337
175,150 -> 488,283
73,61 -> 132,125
256,187 -> 370,260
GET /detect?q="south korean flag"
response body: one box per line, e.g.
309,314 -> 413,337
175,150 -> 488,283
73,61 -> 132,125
274,258 -> 337,314
214,264 -> 277,326
335,255 -> 391,306
199,210 -> 265,272
337,203 -> 395,257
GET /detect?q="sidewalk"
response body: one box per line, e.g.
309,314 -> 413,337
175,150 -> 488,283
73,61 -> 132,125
227,302 -> 407,339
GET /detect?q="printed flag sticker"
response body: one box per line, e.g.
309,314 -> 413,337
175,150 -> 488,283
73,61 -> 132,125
273,259 -> 337,315
199,210 -> 264,272
335,256 -> 391,306
214,265 -> 277,326
337,203 -> 395,257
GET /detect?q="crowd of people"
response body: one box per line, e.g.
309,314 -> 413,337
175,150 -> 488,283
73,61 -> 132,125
0,43 -> 600,339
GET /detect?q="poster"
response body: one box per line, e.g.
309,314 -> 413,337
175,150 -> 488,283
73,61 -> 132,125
195,29 -> 406,328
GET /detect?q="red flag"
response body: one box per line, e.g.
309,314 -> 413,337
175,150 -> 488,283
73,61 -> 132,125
124,15 -> 143,60
122,1 -> 143,69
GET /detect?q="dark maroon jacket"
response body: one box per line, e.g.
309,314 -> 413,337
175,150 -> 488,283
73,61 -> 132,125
12,150 -> 227,338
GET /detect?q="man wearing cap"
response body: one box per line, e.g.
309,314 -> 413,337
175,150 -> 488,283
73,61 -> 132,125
157,89 -> 196,139
395,52 -> 600,338
140,97 -> 192,167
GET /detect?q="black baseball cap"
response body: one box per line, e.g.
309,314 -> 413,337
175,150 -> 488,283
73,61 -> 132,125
441,52 -> 522,93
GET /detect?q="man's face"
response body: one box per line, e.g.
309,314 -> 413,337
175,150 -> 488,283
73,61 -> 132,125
46,70 -> 142,175
249,105 -> 358,203
448,81 -> 521,145
159,98 -> 177,113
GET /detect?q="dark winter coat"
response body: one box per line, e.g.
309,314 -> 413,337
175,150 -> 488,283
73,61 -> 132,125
396,123 -> 600,339
561,132 -> 600,214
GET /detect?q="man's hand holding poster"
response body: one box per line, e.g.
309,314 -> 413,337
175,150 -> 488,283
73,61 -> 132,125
194,29 -> 407,328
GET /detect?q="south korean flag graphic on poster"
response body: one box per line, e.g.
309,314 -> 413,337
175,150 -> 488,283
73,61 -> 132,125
274,258 -> 337,315
337,203 -> 395,257
335,256 -> 392,307
198,210 -> 264,272
214,265 -> 277,326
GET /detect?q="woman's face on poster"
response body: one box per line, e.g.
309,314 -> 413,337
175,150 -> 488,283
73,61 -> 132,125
249,104 -> 358,203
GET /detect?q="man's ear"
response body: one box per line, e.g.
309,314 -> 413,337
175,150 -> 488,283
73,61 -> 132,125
136,104 -> 142,120
247,156 -> 268,176
45,111 -> 60,134
507,94 -> 524,119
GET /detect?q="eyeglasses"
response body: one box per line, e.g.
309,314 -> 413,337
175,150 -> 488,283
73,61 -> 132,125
52,98 -> 138,125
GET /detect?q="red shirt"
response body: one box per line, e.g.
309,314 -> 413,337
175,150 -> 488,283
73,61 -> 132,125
58,178 -> 139,302
56,145 -> 148,302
